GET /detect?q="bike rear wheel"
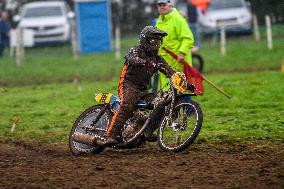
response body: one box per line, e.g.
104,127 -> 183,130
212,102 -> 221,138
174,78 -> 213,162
69,105 -> 111,155
158,99 -> 203,153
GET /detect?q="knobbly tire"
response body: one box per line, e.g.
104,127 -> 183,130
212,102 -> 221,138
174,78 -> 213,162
69,105 -> 112,155
158,99 -> 203,153
192,54 -> 204,73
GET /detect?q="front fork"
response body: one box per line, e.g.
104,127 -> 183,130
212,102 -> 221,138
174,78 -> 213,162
91,104 -> 109,127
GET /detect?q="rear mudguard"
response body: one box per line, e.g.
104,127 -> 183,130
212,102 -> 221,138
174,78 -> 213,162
95,93 -> 120,113
95,93 -> 119,104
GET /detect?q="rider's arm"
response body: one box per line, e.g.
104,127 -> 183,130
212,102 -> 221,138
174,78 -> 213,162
124,47 -> 146,66
156,56 -> 175,77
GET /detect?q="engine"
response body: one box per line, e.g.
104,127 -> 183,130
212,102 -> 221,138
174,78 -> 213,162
121,109 -> 148,141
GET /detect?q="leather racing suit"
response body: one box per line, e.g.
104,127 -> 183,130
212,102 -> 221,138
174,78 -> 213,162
105,45 -> 175,139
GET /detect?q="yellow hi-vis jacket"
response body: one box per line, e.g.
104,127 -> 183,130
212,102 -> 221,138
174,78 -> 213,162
155,8 -> 194,90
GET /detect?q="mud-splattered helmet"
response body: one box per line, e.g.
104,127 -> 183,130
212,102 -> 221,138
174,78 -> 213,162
140,26 -> 167,51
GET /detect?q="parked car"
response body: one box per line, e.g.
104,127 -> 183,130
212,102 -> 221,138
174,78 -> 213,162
14,1 -> 74,45
175,0 -> 252,35
198,0 -> 252,35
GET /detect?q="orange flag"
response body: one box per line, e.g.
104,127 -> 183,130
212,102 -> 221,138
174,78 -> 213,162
191,0 -> 211,13
163,47 -> 232,98
162,47 -> 204,95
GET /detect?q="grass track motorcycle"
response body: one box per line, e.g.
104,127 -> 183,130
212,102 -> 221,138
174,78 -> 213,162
69,72 -> 203,155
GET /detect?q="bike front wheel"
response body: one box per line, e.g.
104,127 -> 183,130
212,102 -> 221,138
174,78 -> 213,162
158,99 -> 203,153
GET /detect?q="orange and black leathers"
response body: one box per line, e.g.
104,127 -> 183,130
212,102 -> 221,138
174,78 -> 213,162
105,45 -> 175,139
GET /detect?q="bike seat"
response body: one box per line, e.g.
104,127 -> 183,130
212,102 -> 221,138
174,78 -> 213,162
135,99 -> 154,109
135,99 -> 148,108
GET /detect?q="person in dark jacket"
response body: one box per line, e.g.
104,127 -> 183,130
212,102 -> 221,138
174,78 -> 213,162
96,26 -> 179,146
0,11 -> 11,57
187,0 -> 201,51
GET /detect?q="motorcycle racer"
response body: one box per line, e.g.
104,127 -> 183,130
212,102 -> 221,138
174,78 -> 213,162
95,26 -> 194,146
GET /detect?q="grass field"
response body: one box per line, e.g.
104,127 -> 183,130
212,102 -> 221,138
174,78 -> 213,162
0,25 -> 283,145
0,25 -> 283,86
0,71 -> 283,144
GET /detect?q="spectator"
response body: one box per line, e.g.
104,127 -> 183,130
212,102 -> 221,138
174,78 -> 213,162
155,0 -> 194,91
187,0 -> 201,52
0,11 -> 11,57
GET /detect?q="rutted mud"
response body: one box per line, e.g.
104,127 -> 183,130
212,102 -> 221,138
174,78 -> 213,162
0,142 -> 283,189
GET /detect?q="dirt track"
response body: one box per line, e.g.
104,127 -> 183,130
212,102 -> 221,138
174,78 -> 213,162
0,142 -> 283,189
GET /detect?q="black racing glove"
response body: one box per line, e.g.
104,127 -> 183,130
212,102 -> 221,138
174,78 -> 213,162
187,83 -> 196,93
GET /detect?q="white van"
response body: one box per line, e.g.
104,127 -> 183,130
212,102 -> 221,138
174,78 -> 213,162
15,1 -> 74,45
198,0 -> 252,34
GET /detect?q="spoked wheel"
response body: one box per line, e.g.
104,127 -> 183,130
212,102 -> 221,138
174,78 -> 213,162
158,100 -> 203,153
69,105 -> 111,155
192,54 -> 204,73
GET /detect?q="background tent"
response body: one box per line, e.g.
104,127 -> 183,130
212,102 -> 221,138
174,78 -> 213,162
75,0 -> 112,53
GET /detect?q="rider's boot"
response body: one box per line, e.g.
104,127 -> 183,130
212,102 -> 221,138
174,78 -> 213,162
145,133 -> 158,142
96,128 -> 121,147
144,129 -> 158,142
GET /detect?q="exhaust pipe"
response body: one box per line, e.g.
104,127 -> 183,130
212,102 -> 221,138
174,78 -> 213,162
72,131 -> 97,145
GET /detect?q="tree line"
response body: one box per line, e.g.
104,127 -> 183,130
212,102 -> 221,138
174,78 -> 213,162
1,0 -> 283,37
112,0 -> 284,36
248,0 -> 284,24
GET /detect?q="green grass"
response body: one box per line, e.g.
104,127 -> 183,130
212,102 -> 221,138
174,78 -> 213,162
0,37 -> 140,87
0,79 -> 119,144
0,25 -> 283,87
0,25 -> 283,145
198,71 -> 284,142
201,38 -> 284,73
0,51 -> 122,86
0,71 -> 283,144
